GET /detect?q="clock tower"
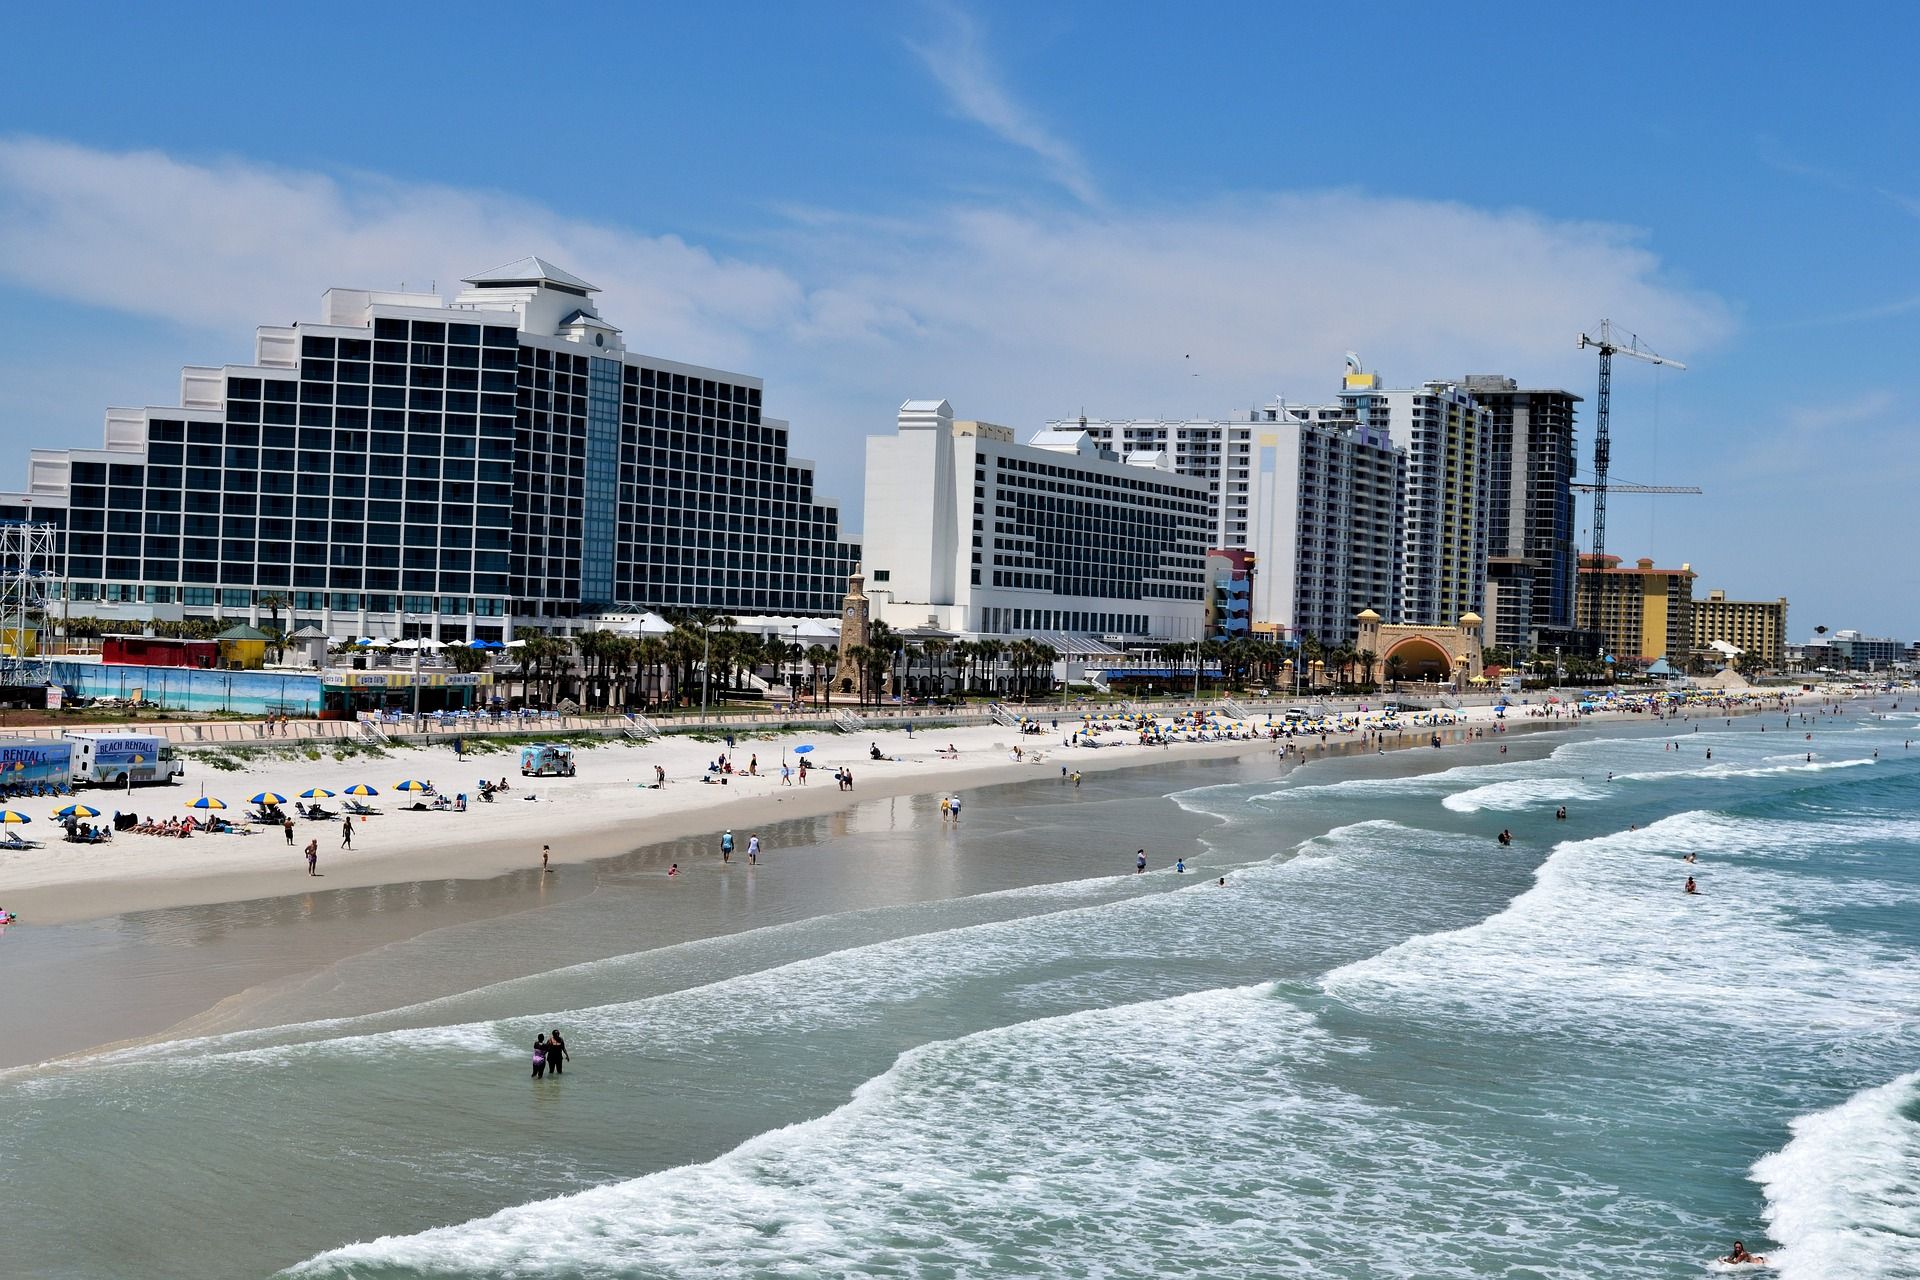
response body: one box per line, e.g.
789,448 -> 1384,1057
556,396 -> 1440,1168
833,569 -> 871,695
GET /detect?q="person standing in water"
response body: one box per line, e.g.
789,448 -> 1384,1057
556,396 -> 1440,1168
541,844 -> 552,873
948,795 -> 962,821
1175,858 -> 1186,874
1135,849 -> 1148,874
720,829 -> 734,863
531,1034 -> 548,1079
545,1029 -> 569,1076
1685,876 -> 1698,895
746,834 -> 761,865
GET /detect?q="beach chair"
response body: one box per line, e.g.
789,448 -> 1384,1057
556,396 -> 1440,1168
2,829 -> 43,850
344,799 -> 380,816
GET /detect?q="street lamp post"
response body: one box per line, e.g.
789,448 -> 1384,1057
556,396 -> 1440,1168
698,625 -> 711,726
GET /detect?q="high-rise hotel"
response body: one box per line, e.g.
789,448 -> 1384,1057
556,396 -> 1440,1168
0,258 -> 859,638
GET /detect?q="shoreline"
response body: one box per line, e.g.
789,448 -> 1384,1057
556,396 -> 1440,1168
1,693 -> 1815,927
0,689 -> 1828,1073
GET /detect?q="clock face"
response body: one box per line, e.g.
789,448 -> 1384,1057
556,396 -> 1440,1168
846,607 -> 856,617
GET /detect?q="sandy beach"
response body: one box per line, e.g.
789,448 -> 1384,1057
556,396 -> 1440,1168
0,693 -> 1810,926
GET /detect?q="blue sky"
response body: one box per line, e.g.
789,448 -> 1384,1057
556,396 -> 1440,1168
0,2 -> 1915,638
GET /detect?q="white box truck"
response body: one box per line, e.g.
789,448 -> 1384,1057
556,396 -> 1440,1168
65,733 -> 184,788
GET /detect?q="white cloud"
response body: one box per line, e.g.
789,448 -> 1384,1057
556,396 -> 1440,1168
0,137 -> 1733,506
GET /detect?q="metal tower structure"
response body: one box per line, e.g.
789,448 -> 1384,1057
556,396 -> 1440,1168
0,520 -> 58,688
1576,321 -> 1687,564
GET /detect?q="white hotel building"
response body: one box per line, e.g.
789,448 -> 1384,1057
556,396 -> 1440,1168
861,400 -> 1209,641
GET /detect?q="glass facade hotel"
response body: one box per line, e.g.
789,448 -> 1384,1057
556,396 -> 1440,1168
0,258 -> 858,637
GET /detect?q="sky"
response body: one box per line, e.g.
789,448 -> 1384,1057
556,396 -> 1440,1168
0,1 -> 1914,639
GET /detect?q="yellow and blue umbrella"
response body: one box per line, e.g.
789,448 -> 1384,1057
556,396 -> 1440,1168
55,804 -> 101,819
0,810 -> 30,824
185,796 -> 226,811
250,792 -> 288,806
393,780 -> 430,793
299,788 -> 336,799
343,784 -> 379,797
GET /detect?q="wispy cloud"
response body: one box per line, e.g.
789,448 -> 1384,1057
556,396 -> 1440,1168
907,4 -> 1101,207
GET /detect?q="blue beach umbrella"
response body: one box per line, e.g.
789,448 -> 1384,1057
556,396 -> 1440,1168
299,788 -> 336,799
249,792 -> 288,807
185,797 -> 226,811
0,810 -> 30,824
343,784 -> 379,797
55,804 -> 102,819
792,744 -> 815,754
393,780 -> 430,793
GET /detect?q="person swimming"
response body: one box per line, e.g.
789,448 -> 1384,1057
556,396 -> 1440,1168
1720,1240 -> 1766,1265
1497,829 -> 1512,846
1685,876 -> 1698,895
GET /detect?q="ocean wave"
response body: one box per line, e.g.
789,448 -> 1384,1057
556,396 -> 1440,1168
283,983 -> 1674,1279
1752,1070 -> 1920,1279
1322,809 -> 1920,1048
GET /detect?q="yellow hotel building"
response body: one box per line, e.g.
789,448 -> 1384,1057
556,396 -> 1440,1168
1691,589 -> 1789,669
1577,554 -> 1696,663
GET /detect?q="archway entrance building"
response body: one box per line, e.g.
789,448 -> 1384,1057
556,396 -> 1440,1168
1353,609 -> 1485,686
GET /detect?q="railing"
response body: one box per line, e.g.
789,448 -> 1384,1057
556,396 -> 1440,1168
831,709 -> 863,734
986,703 -> 1023,729
1219,698 -> 1253,720
622,712 -> 660,741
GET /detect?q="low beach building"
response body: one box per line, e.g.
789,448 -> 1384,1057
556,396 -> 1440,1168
861,400 -> 1209,642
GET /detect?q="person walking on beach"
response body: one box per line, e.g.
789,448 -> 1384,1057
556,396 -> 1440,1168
284,817 -> 295,846
720,829 -> 734,863
541,844 -> 551,873
532,1033 -> 548,1079
654,764 -> 666,788
948,794 -> 962,821
546,1029 -> 569,1076
781,762 -> 792,787
340,817 -> 353,850
746,834 -> 761,865
304,839 -> 319,876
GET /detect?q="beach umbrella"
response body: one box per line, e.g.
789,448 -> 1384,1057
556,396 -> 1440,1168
354,637 -> 376,647
185,797 -> 226,810
0,810 -> 30,824
343,784 -> 379,797
55,803 -> 103,819
792,745 -> 815,754
394,780 -> 430,793
249,793 -> 287,807
299,787 -> 337,799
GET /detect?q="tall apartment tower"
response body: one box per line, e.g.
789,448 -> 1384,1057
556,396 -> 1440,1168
1338,368 -> 1491,627
1460,375 -> 1580,651
1057,400 -> 1404,648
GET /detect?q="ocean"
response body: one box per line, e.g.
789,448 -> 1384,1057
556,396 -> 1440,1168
2,706 -> 1915,1278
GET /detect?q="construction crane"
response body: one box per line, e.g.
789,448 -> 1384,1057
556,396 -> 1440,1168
1577,321 -> 1686,565
1569,481 -> 1701,495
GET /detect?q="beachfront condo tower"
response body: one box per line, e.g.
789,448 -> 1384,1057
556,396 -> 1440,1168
1338,367 -> 1492,630
0,258 -> 859,639
1459,375 -> 1580,652
861,400 -> 1210,642
1057,399 -> 1406,650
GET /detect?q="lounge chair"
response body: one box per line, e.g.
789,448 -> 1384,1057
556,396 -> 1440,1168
343,799 -> 381,816
2,830 -> 43,850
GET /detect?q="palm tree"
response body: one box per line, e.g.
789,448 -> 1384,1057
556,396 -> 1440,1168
804,644 -> 830,705
845,644 -> 872,704
636,636 -> 670,709
921,638 -> 950,700
975,638 -> 1004,695
258,592 -> 289,662
1356,648 -> 1378,689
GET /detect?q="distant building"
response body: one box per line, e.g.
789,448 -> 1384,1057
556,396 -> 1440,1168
1800,629 -> 1908,672
862,400 -> 1209,641
1459,375 -> 1580,651
1577,554 -> 1696,664
1691,589 -> 1788,669
1338,368 -> 1491,628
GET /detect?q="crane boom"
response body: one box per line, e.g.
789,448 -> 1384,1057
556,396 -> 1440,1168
1568,482 -> 1701,495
